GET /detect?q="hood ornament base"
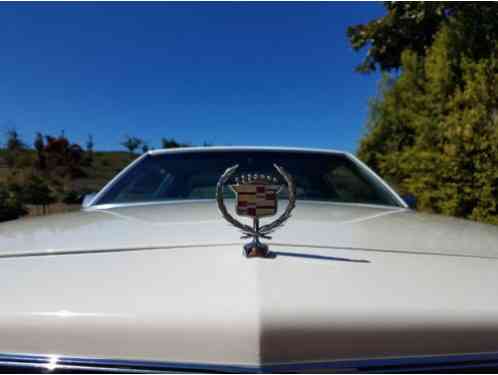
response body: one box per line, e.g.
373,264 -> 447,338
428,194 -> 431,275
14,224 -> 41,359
244,238 -> 270,258
243,219 -> 276,258
216,164 -> 296,258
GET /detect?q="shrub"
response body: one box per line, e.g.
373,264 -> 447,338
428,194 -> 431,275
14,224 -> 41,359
0,184 -> 27,222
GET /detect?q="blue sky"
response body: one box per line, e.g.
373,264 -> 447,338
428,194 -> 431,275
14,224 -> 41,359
0,2 -> 384,152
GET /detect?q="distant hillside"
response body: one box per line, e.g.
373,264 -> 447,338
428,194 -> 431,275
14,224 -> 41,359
0,149 -> 137,221
0,150 -> 134,195
0,132 -> 196,222
71,150 -> 135,194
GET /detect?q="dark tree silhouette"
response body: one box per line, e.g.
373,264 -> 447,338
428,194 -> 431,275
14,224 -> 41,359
5,129 -> 24,151
0,183 -> 27,222
348,3 -> 498,73
44,135 -> 85,178
4,129 -> 26,169
161,138 -> 189,149
121,135 -> 143,154
22,175 -> 56,215
85,134 -> 94,165
34,132 -> 46,170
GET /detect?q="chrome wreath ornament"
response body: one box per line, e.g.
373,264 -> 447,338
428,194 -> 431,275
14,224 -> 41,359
216,164 -> 296,258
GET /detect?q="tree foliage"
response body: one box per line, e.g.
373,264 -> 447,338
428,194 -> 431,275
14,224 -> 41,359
0,183 -> 27,222
5,129 -> 25,151
121,135 -> 143,154
348,2 -> 498,73
161,138 -> 190,149
44,135 -> 85,178
358,24 -> 498,224
34,132 -> 46,169
0,130 -> 201,222
62,190 -> 82,205
85,134 -> 94,165
4,129 -> 26,169
22,175 -> 56,214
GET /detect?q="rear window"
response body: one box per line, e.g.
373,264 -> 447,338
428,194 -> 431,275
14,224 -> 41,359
94,150 -> 401,207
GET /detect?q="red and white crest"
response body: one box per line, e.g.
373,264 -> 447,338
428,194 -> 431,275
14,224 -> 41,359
231,179 -> 280,218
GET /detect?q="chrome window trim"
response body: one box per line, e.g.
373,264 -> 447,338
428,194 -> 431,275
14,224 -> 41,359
147,146 -> 345,157
84,152 -> 149,208
2,352 -> 498,373
84,198 -> 408,212
344,152 -> 408,209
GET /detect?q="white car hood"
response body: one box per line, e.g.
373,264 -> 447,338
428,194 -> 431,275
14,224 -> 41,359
2,201 -> 498,366
1,200 -> 498,259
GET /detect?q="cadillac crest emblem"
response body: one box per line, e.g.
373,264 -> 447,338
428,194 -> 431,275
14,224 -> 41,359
216,164 -> 296,258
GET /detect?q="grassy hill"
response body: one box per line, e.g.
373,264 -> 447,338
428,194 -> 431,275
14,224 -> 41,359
0,150 -> 134,193
0,149 -> 136,217
71,151 -> 135,193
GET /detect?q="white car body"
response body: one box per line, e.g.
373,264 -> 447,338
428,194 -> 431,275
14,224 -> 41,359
1,147 -> 498,372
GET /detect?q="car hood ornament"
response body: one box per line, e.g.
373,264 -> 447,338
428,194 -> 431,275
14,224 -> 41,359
216,164 -> 296,258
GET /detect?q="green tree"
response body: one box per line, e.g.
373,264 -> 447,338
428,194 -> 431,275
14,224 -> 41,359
5,129 -> 24,151
142,143 -> 149,154
357,22 -> 498,224
85,134 -> 94,165
436,56 -> 498,223
62,190 -> 82,205
23,175 -> 56,215
358,50 -> 426,177
348,3 -> 498,73
44,135 -> 85,178
34,132 -> 46,170
0,183 -> 27,222
161,138 -> 189,149
4,129 -> 25,169
121,135 -> 143,154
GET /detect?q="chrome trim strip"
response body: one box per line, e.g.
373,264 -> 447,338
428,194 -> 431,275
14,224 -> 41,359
265,352 -> 498,372
2,241 -> 498,261
0,353 -> 255,373
85,198 -> 405,212
0,360 -> 151,373
147,146 -> 344,156
0,243 -> 241,260
1,352 -> 498,373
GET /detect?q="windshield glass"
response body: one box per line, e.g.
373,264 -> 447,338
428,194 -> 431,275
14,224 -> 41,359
93,150 -> 401,207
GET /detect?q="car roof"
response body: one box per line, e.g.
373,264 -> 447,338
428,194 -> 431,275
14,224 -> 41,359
148,146 -> 348,156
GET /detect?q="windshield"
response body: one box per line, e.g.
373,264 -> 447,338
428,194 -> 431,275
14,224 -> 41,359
93,150 -> 401,207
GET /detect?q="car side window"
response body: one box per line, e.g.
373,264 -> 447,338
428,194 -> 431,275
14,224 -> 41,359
324,164 -> 380,204
114,168 -> 172,202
